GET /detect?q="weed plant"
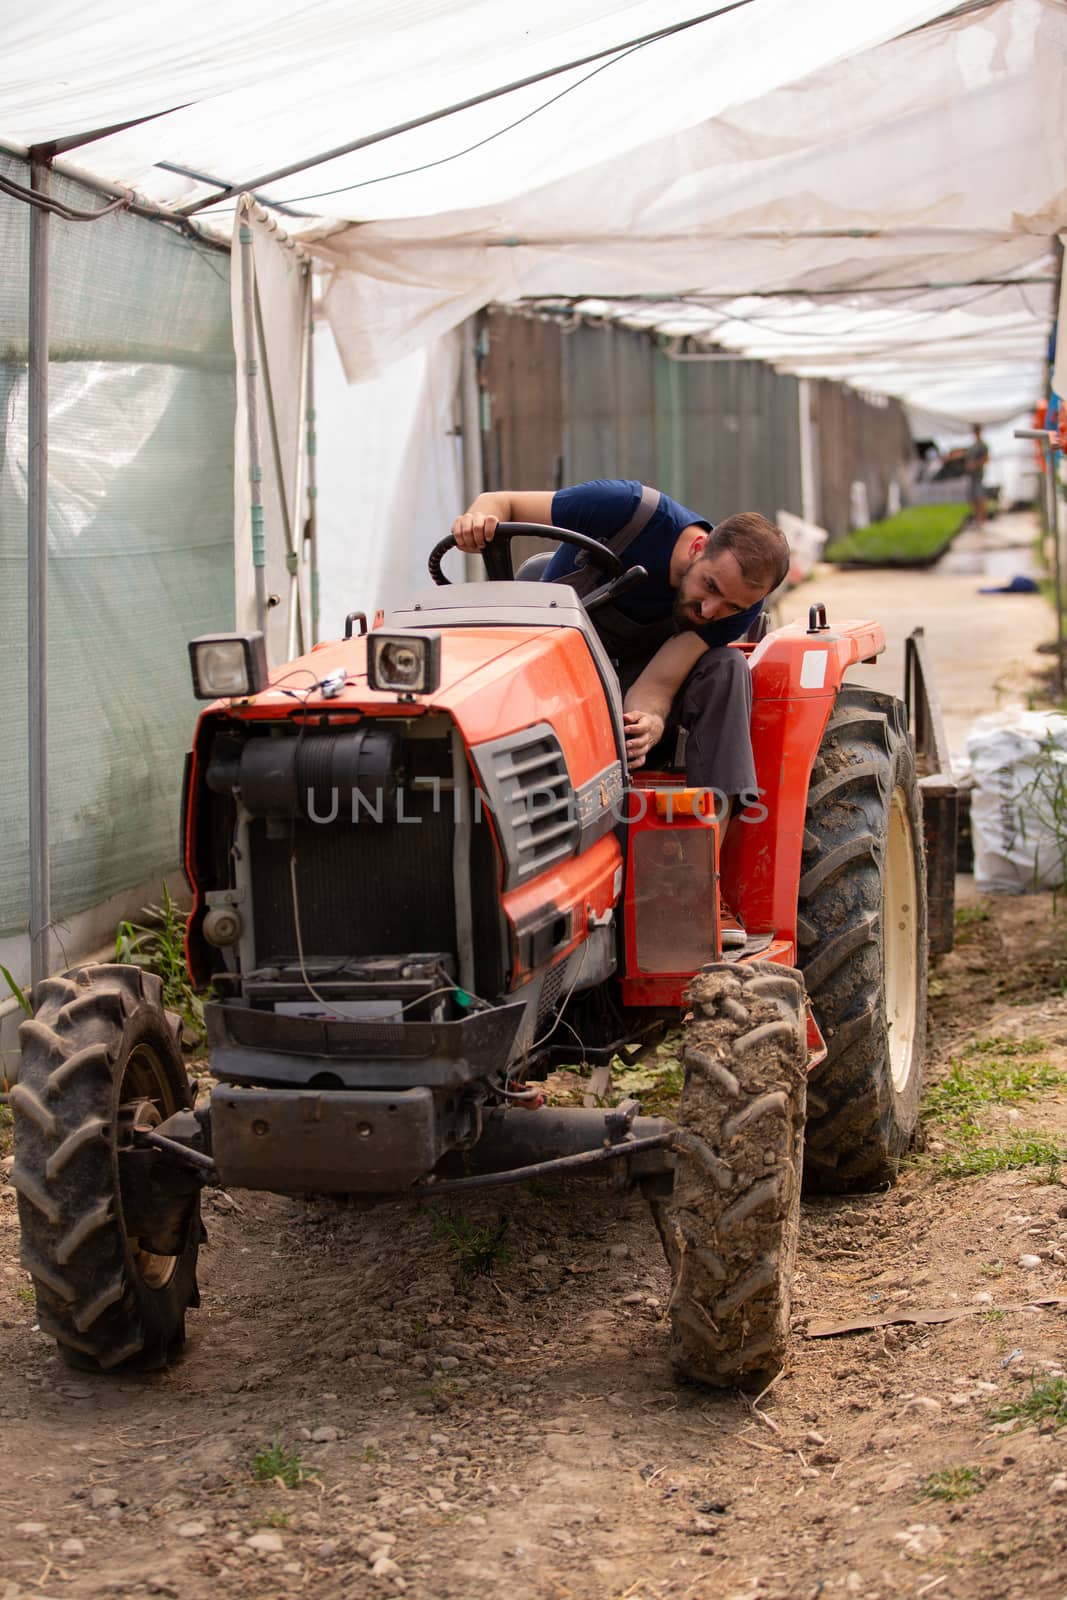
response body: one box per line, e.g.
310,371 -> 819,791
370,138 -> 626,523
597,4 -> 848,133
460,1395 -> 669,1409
433,1212 -> 513,1276
989,1375 -> 1067,1431
115,883 -> 205,1047
1021,729 -> 1067,898
0,965 -> 32,1016
919,1466 -> 984,1502
252,1440 -> 307,1488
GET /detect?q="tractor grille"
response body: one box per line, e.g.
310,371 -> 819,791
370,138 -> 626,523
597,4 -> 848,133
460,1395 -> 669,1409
477,726 -> 579,889
245,726 -> 506,996
251,794 -> 455,965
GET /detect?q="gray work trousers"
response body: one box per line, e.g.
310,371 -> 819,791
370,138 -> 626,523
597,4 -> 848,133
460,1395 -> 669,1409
620,646 -> 756,798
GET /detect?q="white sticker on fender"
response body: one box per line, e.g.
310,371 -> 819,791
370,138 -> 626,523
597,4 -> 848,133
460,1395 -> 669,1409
800,650 -> 828,689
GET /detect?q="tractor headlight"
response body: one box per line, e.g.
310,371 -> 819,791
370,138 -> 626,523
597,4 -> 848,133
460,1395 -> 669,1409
367,631 -> 440,695
188,633 -> 269,700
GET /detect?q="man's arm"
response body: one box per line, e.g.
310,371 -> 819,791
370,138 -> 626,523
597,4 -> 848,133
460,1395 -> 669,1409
623,633 -> 708,768
452,491 -> 555,552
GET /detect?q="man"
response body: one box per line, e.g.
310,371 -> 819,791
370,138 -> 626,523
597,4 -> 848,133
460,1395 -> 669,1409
964,424 -> 989,528
451,479 -> 789,822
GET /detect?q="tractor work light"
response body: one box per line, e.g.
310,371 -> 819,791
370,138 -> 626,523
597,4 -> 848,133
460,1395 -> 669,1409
367,631 -> 441,696
189,632 -> 269,701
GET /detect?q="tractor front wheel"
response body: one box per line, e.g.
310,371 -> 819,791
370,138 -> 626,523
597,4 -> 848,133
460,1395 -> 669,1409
646,962 -> 807,1387
10,964 -> 201,1371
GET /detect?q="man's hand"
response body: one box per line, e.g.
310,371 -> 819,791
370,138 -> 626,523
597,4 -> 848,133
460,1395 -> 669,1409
623,709 -> 665,770
451,508 -> 498,553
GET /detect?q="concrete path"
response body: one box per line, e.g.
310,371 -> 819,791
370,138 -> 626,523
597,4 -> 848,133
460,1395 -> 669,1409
778,510 -> 1053,756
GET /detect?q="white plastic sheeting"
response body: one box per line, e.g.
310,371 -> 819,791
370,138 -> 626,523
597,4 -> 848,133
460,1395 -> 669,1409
2,0 -> 1061,417
312,324 -> 463,632
313,0 -> 1066,414
3,1 -> 953,222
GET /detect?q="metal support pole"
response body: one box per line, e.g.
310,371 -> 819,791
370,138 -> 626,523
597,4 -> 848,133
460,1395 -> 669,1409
797,377 -> 817,525
459,318 -> 484,584
286,267 -> 312,660
238,214 -> 269,639
27,157 -> 51,990
305,283 -> 319,643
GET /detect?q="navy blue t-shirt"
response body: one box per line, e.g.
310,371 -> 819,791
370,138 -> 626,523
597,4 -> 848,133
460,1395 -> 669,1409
542,478 -> 762,648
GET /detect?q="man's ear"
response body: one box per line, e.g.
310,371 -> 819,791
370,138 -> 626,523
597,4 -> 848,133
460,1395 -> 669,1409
688,532 -> 708,561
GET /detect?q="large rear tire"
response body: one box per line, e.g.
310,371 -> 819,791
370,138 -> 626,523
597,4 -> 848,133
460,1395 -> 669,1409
10,964 -> 201,1371
798,687 -> 927,1192
647,962 -> 807,1387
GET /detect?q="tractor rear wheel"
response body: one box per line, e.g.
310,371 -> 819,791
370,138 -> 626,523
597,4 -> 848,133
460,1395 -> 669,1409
798,687 -> 927,1192
646,962 -> 807,1387
10,964 -> 201,1371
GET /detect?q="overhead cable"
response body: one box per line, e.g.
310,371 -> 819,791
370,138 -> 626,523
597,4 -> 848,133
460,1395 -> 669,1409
179,0 -> 756,215
0,169 -> 129,223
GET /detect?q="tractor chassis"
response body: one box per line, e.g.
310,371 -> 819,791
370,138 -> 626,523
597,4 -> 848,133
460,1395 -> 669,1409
143,1094 -> 679,1203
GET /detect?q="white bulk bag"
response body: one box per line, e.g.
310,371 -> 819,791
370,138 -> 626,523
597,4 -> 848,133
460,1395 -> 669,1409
966,707 -> 1067,894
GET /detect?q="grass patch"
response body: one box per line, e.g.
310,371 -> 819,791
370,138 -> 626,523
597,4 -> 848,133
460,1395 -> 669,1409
252,1440 -> 307,1489
922,1053 -> 1065,1123
956,902 -> 991,928
919,1466 -> 985,1503
934,1133 -> 1066,1180
825,503 -> 970,566
16,1285 -> 35,1305
920,1040 -> 1067,1179
965,1034 -> 1048,1058
433,1212 -> 513,1276
0,1099 -> 12,1159
115,883 -> 205,1048
989,1375 -> 1067,1431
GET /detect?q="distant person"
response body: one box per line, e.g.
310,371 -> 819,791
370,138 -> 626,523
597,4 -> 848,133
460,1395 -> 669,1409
965,424 -> 990,528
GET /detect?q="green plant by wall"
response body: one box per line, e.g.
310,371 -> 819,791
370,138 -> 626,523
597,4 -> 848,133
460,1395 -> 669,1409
115,883 -> 205,1047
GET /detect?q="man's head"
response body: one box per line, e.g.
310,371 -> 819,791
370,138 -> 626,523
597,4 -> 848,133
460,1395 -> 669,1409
670,512 -> 790,632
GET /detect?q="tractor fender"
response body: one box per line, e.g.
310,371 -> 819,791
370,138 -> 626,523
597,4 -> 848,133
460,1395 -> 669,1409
720,618 -> 887,950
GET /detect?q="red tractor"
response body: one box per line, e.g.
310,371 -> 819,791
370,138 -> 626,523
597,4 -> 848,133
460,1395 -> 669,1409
10,524 -> 951,1384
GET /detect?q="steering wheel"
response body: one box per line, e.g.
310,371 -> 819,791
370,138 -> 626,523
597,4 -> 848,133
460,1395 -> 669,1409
427,522 -> 625,586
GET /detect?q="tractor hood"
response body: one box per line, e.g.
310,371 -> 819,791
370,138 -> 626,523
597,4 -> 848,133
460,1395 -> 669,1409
192,581 -> 626,790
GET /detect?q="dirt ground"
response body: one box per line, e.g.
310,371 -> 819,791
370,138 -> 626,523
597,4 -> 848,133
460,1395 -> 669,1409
2,885 -> 1067,1600
3,537 -> 1066,1600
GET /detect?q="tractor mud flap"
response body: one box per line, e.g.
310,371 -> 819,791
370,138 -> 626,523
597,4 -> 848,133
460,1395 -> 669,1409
210,1085 -> 446,1193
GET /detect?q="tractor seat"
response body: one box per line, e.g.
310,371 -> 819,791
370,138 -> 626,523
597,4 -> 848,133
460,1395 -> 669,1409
514,551 -> 554,582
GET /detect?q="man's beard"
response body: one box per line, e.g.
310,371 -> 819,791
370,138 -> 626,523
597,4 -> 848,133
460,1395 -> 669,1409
672,587 -> 705,633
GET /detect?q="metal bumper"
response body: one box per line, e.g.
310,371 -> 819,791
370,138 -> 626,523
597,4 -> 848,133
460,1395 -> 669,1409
209,1088 -> 677,1197
211,1084 -> 449,1192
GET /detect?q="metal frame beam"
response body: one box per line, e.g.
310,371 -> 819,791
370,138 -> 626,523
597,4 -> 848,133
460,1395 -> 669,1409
27,156 -> 51,988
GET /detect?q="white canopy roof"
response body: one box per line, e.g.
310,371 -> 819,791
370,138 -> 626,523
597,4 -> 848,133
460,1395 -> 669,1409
3,0 -> 1063,418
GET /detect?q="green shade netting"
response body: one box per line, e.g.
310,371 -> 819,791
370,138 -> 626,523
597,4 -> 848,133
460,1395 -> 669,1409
0,154 -> 235,938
